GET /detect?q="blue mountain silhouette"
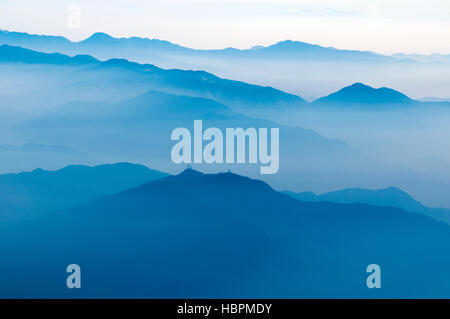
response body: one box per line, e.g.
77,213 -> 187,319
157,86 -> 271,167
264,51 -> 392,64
285,186 -> 450,225
0,169 -> 449,298
247,40 -> 393,61
3,43 -> 449,206
0,44 -> 305,109
3,29 -> 450,101
0,44 -> 97,65
25,90 -> 232,124
0,143 -> 88,174
0,163 -> 167,225
314,83 -> 415,106
0,29 -> 396,62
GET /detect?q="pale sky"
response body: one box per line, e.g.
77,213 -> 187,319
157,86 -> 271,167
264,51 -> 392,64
1,0 -> 449,54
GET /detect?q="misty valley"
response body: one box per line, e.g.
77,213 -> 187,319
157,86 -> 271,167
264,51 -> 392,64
0,29 -> 449,299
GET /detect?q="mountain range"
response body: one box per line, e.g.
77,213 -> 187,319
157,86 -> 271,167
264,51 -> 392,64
4,29 -> 447,65
0,29 -> 399,63
2,29 -> 450,99
0,163 -> 167,225
0,44 -> 306,111
3,44 -> 450,207
1,44 -> 444,111
24,87 -> 446,206
0,168 -> 449,298
392,53 -> 450,64
1,28 -> 450,299
0,143 -> 90,174
284,187 -> 450,225
2,43 -> 450,208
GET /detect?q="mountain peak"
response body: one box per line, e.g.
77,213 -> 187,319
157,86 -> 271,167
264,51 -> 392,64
348,82 -> 370,89
178,168 -> 204,177
82,32 -> 115,43
269,40 -> 317,50
140,169 -> 274,196
314,82 -> 414,106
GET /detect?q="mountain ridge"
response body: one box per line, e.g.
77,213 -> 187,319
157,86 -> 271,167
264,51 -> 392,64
0,29 -> 395,59
0,44 -> 429,108
313,82 -> 415,106
1,168 -> 449,298
0,44 -> 306,109
0,162 -> 168,225
284,186 -> 450,225
2,29 -> 450,100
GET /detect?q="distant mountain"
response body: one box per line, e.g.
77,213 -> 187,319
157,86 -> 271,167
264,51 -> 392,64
392,53 -> 450,64
0,169 -> 449,298
24,90 -> 233,125
24,88 -> 412,197
0,44 -> 97,65
78,32 -> 190,54
419,97 -> 450,103
0,163 -> 167,225
284,186 -> 450,225
0,44 -> 306,110
313,83 -> 415,106
20,87 -> 450,209
0,30 -> 395,62
2,29 -> 450,100
0,29 -> 73,53
247,40 -> 393,62
3,45 -> 450,207
0,143 -> 91,174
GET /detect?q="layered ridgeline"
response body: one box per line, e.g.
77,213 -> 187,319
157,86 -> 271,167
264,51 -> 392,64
21,87 -> 447,208
0,45 -> 375,195
0,163 -> 167,225
3,43 -> 441,118
0,44 -> 306,114
2,29 -> 450,100
0,143 -> 88,174
2,44 -> 450,208
0,29 -> 398,64
284,187 -> 450,225
0,44 -> 367,192
0,169 -> 448,298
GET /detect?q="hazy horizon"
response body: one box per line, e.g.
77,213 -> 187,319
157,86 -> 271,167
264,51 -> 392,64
1,0 -> 450,55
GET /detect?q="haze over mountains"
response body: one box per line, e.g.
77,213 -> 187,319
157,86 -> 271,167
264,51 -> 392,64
285,187 -> 450,226
0,168 -> 449,298
0,44 -> 306,116
1,43 -> 446,117
17,83 -> 450,208
392,53 -> 450,64
2,43 -> 450,207
1,26 -> 450,299
0,163 -> 167,225
0,29 -> 398,62
1,29 -> 450,99
0,143 -> 90,174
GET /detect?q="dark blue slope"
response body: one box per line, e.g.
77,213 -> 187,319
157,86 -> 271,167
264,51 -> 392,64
0,169 -> 448,298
